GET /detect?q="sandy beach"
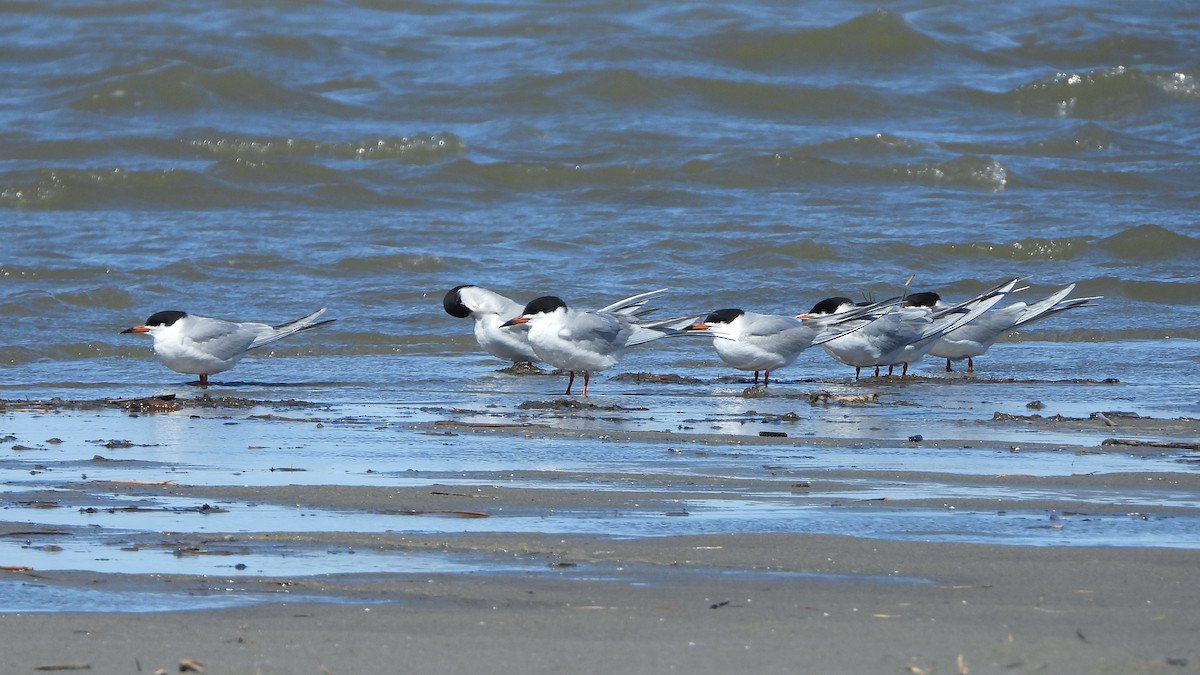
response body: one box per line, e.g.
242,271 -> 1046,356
2,533 -> 1197,674
3,389 -> 1199,674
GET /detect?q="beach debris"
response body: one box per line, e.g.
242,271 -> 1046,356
805,390 -> 879,405
79,504 -> 226,515
433,420 -> 541,429
249,414 -> 324,423
116,394 -> 181,413
1102,438 -> 1200,451
1026,400 -> 1044,410
179,659 -> 206,672
908,434 -> 924,443
270,466 -> 307,472
1,565 -> 35,572
517,399 -> 647,411
497,362 -> 546,375
758,431 -> 788,438
430,489 -> 495,499
33,664 -> 91,671
381,508 -> 488,518
710,600 -> 730,609
10,444 -> 37,451
612,372 -> 703,384
1091,410 -> 1139,419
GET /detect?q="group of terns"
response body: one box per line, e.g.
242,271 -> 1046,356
118,278 -> 1098,395
443,279 -> 1100,396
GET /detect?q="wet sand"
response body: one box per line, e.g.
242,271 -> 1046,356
2,387 -> 1200,673
2,534 -> 1197,673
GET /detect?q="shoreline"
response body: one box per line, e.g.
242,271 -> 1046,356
3,534 -> 1197,673
3,387 -> 1199,673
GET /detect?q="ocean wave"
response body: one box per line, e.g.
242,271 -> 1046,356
771,152 -> 1008,191
895,236 -> 1091,262
803,133 -> 925,157
898,226 -> 1200,264
329,253 -> 446,275
1085,277 -> 1200,306
1009,66 -> 1192,119
185,133 -> 465,162
701,9 -> 950,71
1097,224 -> 1200,260
992,7 -> 1194,68
687,77 -> 889,119
0,167 -> 252,209
722,240 -> 839,264
68,59 -> 356,116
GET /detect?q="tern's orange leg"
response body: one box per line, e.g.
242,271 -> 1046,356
582,371 -> 591,397
565,371 -> 575,395
199,374 -> 209,387
967,357 -> 974,372
945,358 -> 952,372
763,370 -> 771,387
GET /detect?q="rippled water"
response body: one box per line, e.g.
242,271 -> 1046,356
2,0 -> 1199,392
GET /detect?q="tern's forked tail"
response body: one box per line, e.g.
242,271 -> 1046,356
250,308 -> 336,350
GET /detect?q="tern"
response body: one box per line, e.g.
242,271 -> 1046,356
121,308 -> 334,386
499,290 -> 687,396
909,284 -> 1101,371
687,300 -> 892,386
812,278 -> 1017,379
443,285 -> 678,368
443,285 -> 540,366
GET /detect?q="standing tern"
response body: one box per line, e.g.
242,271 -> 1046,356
910,284 -> 1102,371
499,291 -> 687,396
121,308 -> 334,386
686,299 -> 892,386
443,285 -> 540,366
811,278 -> 1016,379
443,285 -> 677,368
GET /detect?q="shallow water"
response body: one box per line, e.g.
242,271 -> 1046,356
2,0 -> 1199,611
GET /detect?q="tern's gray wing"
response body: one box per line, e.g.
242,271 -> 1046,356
185,316 -> 264,360
743,313 -> 806,337
559,309 -> 624,346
